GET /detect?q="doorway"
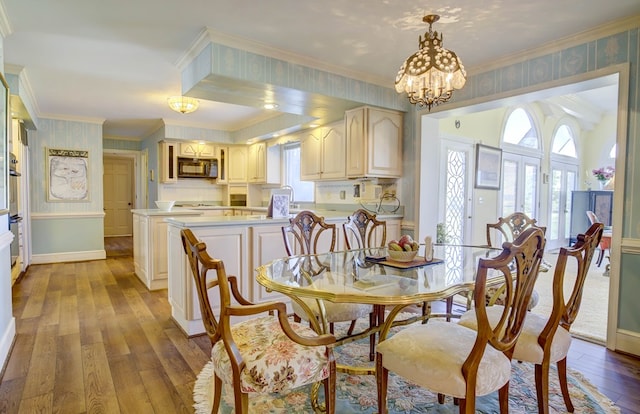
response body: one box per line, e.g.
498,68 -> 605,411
103,155 -> 134,236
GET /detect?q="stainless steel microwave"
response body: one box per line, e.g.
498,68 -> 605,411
177,157 -> 218,178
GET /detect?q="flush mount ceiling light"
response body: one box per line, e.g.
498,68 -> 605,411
167,96 -> 200,114
395,14 -> 466,111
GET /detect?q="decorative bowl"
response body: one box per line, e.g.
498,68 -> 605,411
388,249 -> 418,262
155,200 -> 175,211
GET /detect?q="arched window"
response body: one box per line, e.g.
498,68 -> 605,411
503,108 -> 539,149
500,107 -> 542,219
551,124 -> 577,158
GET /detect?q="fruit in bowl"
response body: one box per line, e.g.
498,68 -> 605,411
387,235 -> 420,262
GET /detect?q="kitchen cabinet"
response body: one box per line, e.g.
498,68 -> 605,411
159,141 -> 178,183
250,225 -> 291,304
300,120 -> 346,181
158,141 -> 178,184
216,146 -> 228,184
228,145 -> 248,183
569,190 -> 613,244
247,142 -> 281,184
179,142 -> 215,159
168,223 -> 250,334
345,106 -> 403,178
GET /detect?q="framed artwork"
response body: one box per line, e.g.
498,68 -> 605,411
474,144 -> 502,190
267,189 -> 291,218
46,148 -> 90,201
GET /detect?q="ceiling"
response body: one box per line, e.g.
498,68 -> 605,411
1,0 -> 638,140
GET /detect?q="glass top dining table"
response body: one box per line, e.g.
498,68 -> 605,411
256,244 -> 505,375
256,244 -> 504,307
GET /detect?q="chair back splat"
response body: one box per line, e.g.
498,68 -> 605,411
181,228 -> 337,413
282,210 -> 337,255
343,209 -> 387,249
486,211 -> 546,247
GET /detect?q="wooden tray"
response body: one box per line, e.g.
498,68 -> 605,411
376,257 -> 444,269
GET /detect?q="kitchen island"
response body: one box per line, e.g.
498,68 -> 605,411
162,210 -> 403,336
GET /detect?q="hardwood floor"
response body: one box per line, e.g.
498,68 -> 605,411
0,237 -> 638,413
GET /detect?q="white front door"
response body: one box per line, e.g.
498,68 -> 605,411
439,139 -> 474,245
501,152 -> 541,219
548,161 -> 578,250
104,156 -> 134,236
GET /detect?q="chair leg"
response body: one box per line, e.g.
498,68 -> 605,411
596,248 -> 604,267
323,365 -> 336,414
437,393 -> 445,404
212,374 -> 223,414
347,319 -> 357,335
498,381 -> 510,413
446,296 -> 453,322
369,311 -> 376,361
557,358 -> 575,412
376,353 -> 389,414
535,362 -> 550,414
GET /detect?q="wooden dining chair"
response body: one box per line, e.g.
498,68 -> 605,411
481,212 -> 547,310
343,208 -> 387,250
181,228 -> 336,414
586,210 -> 612,267
343,209 -> 387,360
459,222 -> 604,414
282,210 -> 372,337
376,227 -> 546,414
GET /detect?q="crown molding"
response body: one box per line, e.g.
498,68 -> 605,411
0,1 -> 12,38
176,26 -> 391,88
469,14 -> 640,75
39,114 -> 105,125
5,63 -> 41,117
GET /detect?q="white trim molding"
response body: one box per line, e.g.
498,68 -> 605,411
615,329 -> 640,357
0,317 -> 16,375
31,250 -> 106,264
31,211 -> 106,220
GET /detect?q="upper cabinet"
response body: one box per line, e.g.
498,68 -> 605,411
159,141 -> 177,183
247,142 -> 281,184
228,145 -> 248,183
179,142 -> 215,159
300,120 -> 346,181
345,106 -> 403,178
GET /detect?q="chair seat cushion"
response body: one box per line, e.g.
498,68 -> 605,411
211,316 -> 330,394
458,306 -> 572,364
376,320 -> 511,398
292,299 -> 371,323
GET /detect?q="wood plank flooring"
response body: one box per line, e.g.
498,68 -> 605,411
0,237 -> 638,413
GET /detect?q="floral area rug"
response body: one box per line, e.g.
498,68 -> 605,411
193,316 -> 620,414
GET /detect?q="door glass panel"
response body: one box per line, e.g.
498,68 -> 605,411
550,169 -> 563,240
444,149 -> 466,244
501,159 -> 518,214
565,171 -> 576,238
523,163 -> 538,217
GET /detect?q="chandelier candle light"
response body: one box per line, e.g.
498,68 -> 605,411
395,14 -> 466,110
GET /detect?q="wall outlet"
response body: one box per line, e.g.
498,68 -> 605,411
339,190 -> 346,200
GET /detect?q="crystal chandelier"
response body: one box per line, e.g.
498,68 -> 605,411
167,96 -> 200,114
395,14 -> 466,111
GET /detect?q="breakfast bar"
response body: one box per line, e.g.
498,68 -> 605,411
162,211 -> 403,336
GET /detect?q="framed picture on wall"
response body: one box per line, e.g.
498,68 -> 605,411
474,144 -> 502,190
46,148 -> 90,201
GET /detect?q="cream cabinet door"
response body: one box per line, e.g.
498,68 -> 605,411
300,129 -> 322,180
228,146 -> 248,183
320,122 -> 346,180
180,142 -> 215,158
251,225 -> 290,304
346,107 -> 402,178
247,142 -> 266,183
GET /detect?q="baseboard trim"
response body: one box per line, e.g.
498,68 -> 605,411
32,250 -> 106,264
0,317 -> 16,378
615,329 -> 640,356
